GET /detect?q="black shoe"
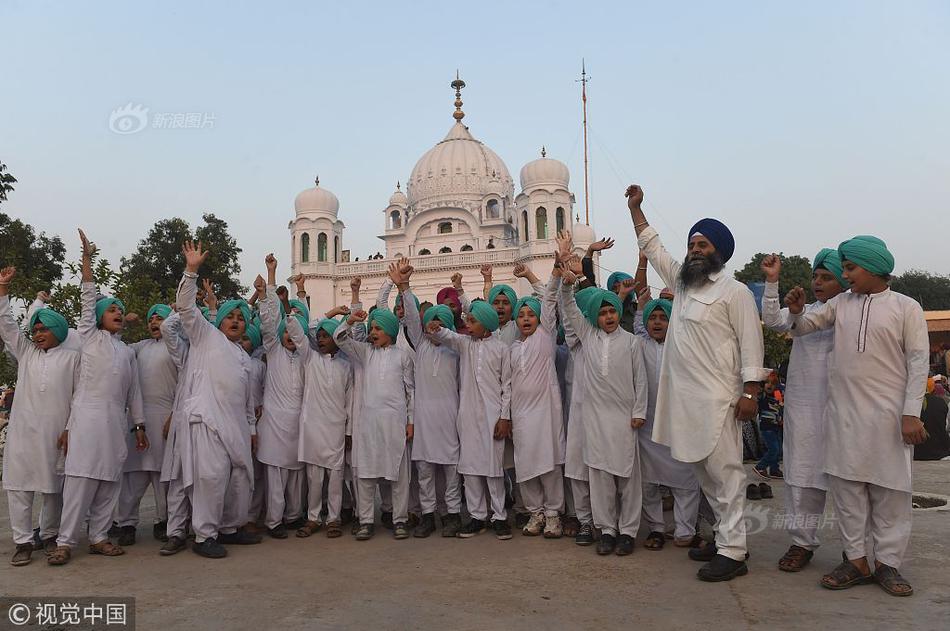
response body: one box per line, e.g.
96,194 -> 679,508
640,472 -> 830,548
457,519 -> 486,538
107,522 -> 121,538
339,507 -> 354,526
768,468 -> 784,480
153,521 -> 168,542
575,522 -> 596,546
698,554 -> 749,582
219,529 -> 263,545
160,536 -> 187,556
31,528 -> 43,550
116,525 -> 136,546
413,513 -> 437,538
393,522 -> 410,539
689,541 -> 718,562
746,483 -> 762,501
615,534 -> 635,556
758,483 -> 773,499
493,519 -> 512,540
268,525 -> 288,539
284,517 -> 306,530
597,533 -> 617,555
514,512 -> 530,529
381,511 -> 394,530
441,513 -> 462,538
192,537 -> 227,559
355,523 -> 375,541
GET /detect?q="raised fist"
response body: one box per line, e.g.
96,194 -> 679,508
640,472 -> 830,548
785,286 -> 806,315
760,254 -> 781,283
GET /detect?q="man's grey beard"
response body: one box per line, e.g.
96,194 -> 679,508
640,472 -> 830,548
679,251 -> 725,287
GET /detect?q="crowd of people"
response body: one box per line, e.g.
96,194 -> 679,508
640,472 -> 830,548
0,185 -> 931,597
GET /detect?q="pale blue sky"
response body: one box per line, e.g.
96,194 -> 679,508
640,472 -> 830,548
3,0 -> 948,291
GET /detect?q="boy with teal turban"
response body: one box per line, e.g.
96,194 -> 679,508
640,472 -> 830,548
487,262 -> 546,346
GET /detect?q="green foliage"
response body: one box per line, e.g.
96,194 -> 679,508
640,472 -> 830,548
762,325 -> 792,370
734,252 -> 815,301
890,270 -> 950,310
0,213 -> 67,308
194,213 -> 245,298
0,162 -> 16,204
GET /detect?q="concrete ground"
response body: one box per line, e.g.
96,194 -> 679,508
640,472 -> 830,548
1,462 -> 948,630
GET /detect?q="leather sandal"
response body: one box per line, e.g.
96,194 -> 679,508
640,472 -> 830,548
778,545 -> 814,572
820,560 -> 872,590
47,546 -> 72,566
89,541 -> 125,556
873,564 -> 914,597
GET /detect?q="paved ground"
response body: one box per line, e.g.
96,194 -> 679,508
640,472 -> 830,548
1,462 -> 948,630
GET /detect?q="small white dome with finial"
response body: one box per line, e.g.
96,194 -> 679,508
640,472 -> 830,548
389,181 -> 408,207
294,175 -> 340,216
520,146 -> 570,191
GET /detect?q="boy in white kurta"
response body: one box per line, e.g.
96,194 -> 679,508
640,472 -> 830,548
115,304 -> 178,546
760,251 -> 844,571
0,268 -> 80,566
241,315 -> 267,532
785,236 -> 929,597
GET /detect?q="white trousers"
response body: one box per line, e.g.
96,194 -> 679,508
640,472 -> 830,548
571,478 -> 592,524
357,451 -> 410,525
165,477 -> 191,540
247,457 -> 265,523
416,461 -> 462,515
463,475 -> 507,522
692,417 -> 747,561
784,483 -> 827,550
589,467 -> 642,538
264,465 -> 304,529
116,470 -> 167,527
519,468 -> 565,517
828,475 -> 912,568
7,490 -> 62,545
189,423 -> 251,543
642,483 -> 700,539
57,476 -> 120,548
305,465 -> 343,524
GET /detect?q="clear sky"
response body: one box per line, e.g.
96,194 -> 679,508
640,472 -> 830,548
3,0 -> 948,292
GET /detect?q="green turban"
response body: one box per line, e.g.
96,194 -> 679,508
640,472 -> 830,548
642,298 -> 673,328
395,292 -> 421,312
244,322 -> 262,349
95,296 -> 126,325
606,271 -> 633,291
278,313 -> 309,341
574,286 -> 600,313
469,301 -> 500,332
370,308 -> 400,340
838,235 -> 894,276
29,308 -> 69,343
147,304 -> 172,322
311,317 -> 341,337
200,306 -> 212,321
584,289 -> 622,329
215,299 -> 252,330
514,296 -> 541,319
422,304 -> 456,331
813,248 -> 848,288
487,284 -> 517,309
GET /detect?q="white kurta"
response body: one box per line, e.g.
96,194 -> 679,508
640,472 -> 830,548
64,282 -> 146,482
287,316 -> 352,470
334,320 -> 413,481
789,288 -> 929,493
559,286 -> 589,482
762,281 -> 835,490
376,278 -> 416,356
124,338 -> 178,472
430,327 -> 511,477
638,226 -> 770,462
158,311 -> 191,484
559,281 -> 649,478
0,295 -> 80,492
507,277 -> 565,482
401,288 -> 461,465
256,286 -> 304,470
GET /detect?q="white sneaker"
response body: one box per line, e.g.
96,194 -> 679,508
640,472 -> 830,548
543,514 -> 562,539
522,512 -> 545,536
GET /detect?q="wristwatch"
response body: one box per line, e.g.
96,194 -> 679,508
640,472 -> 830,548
741,393 -> 755,400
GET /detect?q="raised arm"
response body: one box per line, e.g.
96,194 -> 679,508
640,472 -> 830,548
759,254 -> 793,332
333,315 -> 370,365
427,322 -> 465,354
452,272 -> 472,313
540,273 -> 560,334
557,269 -> 594,345
160,311 -> 188,369
786,288 -> 837,337
0,268 -> 28,359
176,240 -> 213,346
285,310 -> 312,362
377,277 -> 394,311
627,186 -> 681,290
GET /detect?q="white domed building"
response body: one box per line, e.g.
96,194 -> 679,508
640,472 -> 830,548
289,77 -> 595,316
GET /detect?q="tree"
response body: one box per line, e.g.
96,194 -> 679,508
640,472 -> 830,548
0,213 -> 67,308
0,162 -> 16,205
890,270 -> 950,310
734,252 -> 815,301
194,213 -> 245,298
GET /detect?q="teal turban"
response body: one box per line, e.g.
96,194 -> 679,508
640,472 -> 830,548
469,301 -> 500,332
215,299 -> 252,330
838,235 -> 894,276
278,313 -> 309,341
289,299 -> 310,321
95,296 -> 126,325
574,286 -> 600,312
395,292 -> 421,312
147,304 -> 172,321
487,284 -> 517,309
813,248 -> 848,288
311,317 -> 341,337
244,322 -> 262,349
422,304 -> 456,331
514,296 -> 541,319
606,271 -> 633,291
642,298 -> 673,328
584,289 -> 623,329
200,306 -> 212,321
370,308 -> 400,340
29,308 -> 69,343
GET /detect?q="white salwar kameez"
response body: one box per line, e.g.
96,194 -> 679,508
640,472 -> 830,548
789,288 -> 929,568
559,285 -> 593,525
0,295 -> 80,546
158,312 -> 194,540
57,282 -> 147,549
638,226 -> 769,560
246,354 -> 266,524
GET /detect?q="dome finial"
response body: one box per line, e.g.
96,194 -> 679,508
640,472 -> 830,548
396,181 -> 401,190
541,146 -> 546,158
451,70 -> 466,122
314,174 -> 320,187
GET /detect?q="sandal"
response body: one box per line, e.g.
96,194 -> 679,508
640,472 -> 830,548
873,564 -> 914,597
643,531 -> 666,551
89,541 -> 125,557
778,545 -> 814,572
47,546 -> 71,566
820,560 -> 872,590
561,515 -> 580,538
296,520 -> 322,538
325,521 -> 343,538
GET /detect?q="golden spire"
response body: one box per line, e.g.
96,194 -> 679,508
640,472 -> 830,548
451,70 -> 466,121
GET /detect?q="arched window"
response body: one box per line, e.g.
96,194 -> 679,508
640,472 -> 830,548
486,199 -> 499,219
521,210 -> 529,243
390,210 -> 401,229
536,207 -> 548,240
300,233 -> 311,263
418,248 -> 431,256
439,246 -> 452,254
334,236 -> 340,263
556,207 -> 565,233
460,244 -> 473,252
292,234 -> 296,262
438,222 -> 453,234
317,233 -> 328,262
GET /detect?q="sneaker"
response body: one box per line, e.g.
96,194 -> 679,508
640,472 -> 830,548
160,536 -> 187,556
192,537 -> 227,559
514,512 -> 530,529
746,483 -> 761,501
493,520 -> 513,540
284,517 -> 306,530
615,534 -> 635,556
153,520 -> 168,542
689,541 -> 718,562
380,511 -> 394,530
597,533 -> 617,555
758,482 -> 774,499
768,468 -> 784,480
457,519 -> 486,538
107,522 -> 121,538
350,520 -> 361,535
441,513 -> 462,538
393,522 -> 410,539
355,523 -> 375,541
117,525 -> 136,547
522,512 -> 545,536
697,554 -> 749,582
218,529 -> 263,545
11,543 -> 33,567
575,522 -> 596,546
543,514 -> 563,539
268,525 -> 288,539
413,513 -> 437,538
752,467 -> 770,480
407,513 -> 420,529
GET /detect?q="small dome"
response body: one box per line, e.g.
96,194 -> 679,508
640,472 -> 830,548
294,178 -> 339,216
520,151 -> 569,190
389,182 -> 408,207
571,221 -> 595,247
